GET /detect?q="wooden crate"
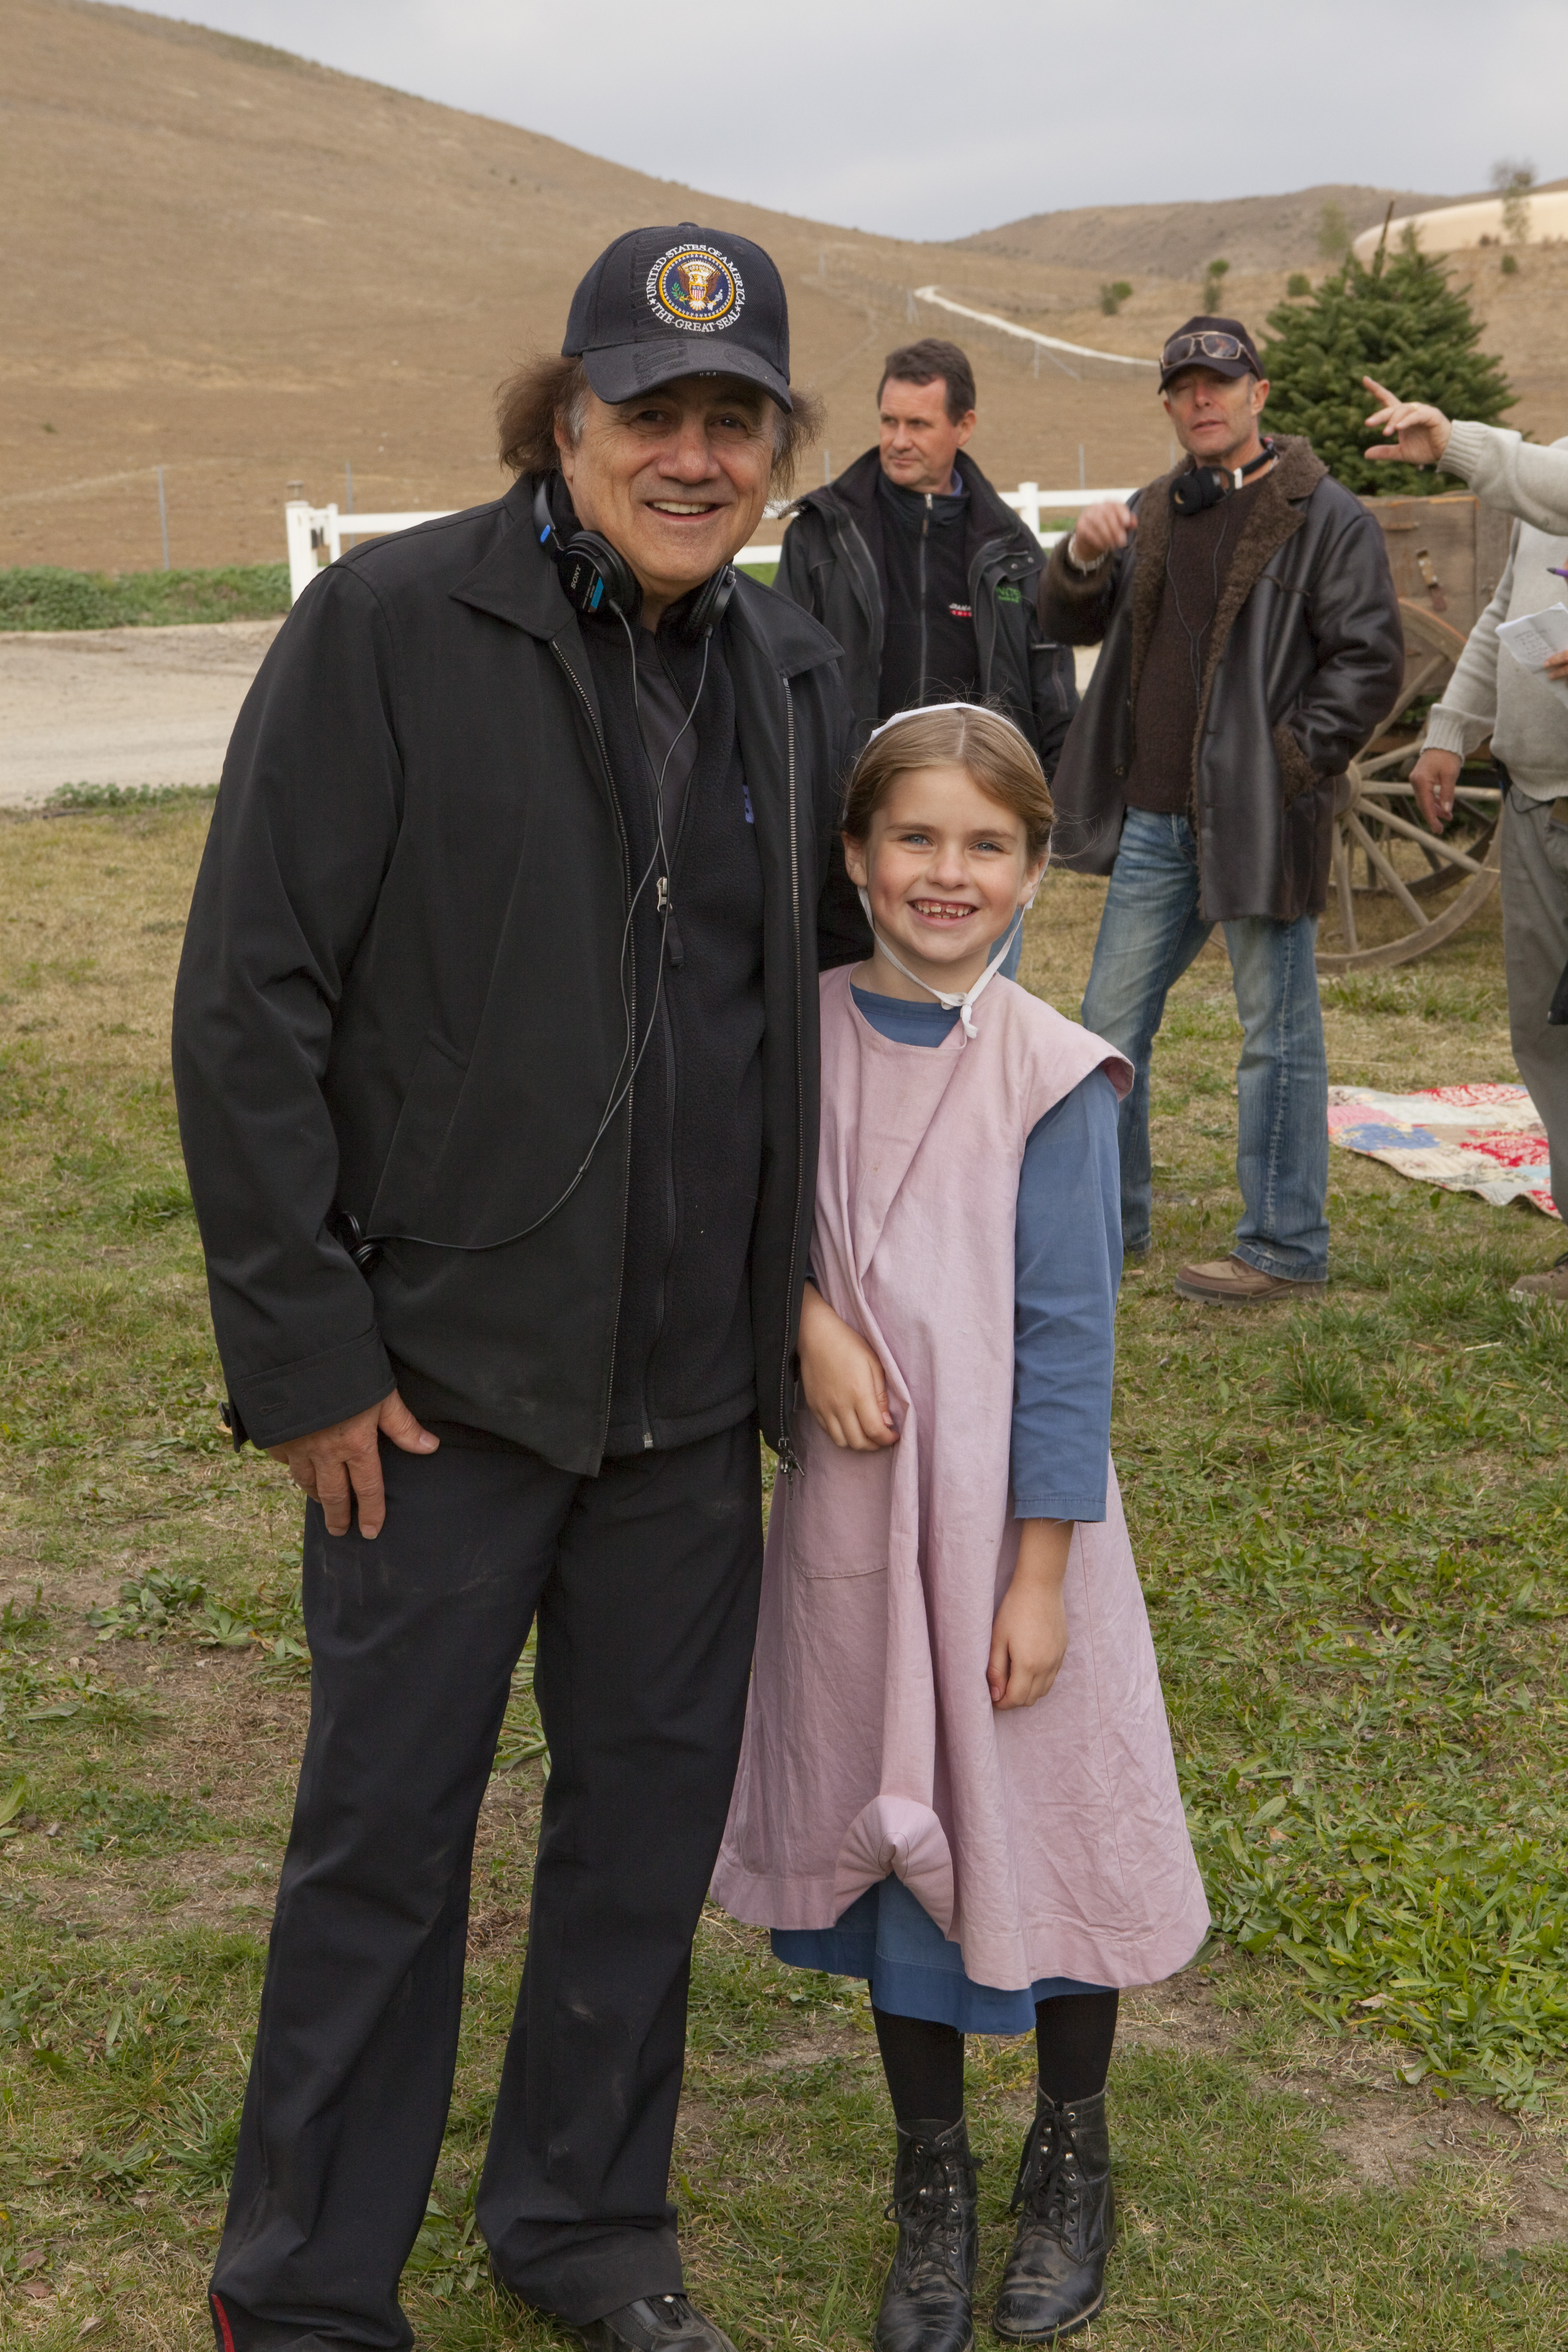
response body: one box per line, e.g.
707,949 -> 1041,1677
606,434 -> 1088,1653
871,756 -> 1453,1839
1359,490 -> 1512,638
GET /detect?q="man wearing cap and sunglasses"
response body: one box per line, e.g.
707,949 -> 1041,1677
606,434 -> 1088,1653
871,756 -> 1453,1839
1041,314 -> 1403,1303
175,225 -> 865,2352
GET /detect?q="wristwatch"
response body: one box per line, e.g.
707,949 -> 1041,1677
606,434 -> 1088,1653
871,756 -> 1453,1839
1065,533 -> 1110,575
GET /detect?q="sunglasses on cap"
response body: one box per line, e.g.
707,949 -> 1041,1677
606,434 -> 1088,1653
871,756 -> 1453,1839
1161,330 -> 1255,369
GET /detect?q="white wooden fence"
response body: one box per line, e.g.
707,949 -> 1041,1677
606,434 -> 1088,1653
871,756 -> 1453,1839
285,485 -> 1132,603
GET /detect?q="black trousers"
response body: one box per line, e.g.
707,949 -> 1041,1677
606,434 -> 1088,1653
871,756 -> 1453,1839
209,1421 -> 763,2352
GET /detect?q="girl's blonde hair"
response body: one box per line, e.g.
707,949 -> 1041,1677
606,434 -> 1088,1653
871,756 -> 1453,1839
841,705 -> 1053,860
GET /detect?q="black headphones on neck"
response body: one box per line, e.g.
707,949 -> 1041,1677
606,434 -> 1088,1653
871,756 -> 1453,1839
1171,439 -> 1276,517
533,480 -> 736,642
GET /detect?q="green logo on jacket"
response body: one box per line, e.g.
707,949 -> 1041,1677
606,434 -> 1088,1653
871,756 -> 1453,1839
996,584 -> 1022,604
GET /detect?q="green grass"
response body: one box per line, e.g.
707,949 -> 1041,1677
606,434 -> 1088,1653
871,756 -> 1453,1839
0,810 -> 1565,2344
0,565 -> 290,632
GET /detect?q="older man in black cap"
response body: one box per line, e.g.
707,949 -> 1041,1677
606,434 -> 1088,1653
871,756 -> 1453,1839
175,224 -> 863,2352
1041,315 -> 1401,1303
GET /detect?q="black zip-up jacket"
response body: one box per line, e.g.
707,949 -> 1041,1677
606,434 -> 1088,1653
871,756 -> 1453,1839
774,446 -> 1078,766
171,475 -> 865,1474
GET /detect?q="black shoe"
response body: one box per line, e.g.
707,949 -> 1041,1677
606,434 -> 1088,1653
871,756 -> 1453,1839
577,2294 -> 738,2352
873,2115 -> 980,2352
991,2089 -> 1114,2343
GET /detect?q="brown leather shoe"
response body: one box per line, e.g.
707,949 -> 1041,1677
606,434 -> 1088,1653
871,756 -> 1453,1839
1173,1254 -> 1307,1304
1510,1252 -> 1568,1301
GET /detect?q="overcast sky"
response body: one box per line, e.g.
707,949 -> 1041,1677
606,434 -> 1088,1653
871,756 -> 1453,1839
134,0 -> 1565,240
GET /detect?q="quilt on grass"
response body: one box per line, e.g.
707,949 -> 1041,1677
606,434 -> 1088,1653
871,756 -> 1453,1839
1326,1083 -> 1558,1219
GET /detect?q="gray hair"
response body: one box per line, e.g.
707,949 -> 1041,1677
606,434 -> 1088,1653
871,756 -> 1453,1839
496,354 -> 820,490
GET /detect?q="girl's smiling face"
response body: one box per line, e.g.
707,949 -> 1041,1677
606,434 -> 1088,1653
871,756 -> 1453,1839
843,762 -> 1046,1002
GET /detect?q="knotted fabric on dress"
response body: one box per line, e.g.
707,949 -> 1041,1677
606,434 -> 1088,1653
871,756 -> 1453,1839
712,966 -> 1211,1992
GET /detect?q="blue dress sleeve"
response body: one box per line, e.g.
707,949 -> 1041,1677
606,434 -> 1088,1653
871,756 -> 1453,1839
1010,1065 -> 1122,1523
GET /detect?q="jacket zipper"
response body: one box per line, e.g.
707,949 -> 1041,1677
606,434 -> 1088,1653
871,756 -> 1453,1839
549,638 -> 636,1455
972,541 -> 996,702
639,750 -> 699,1450
918,493 -> 931,702
776,681 -> 805,1475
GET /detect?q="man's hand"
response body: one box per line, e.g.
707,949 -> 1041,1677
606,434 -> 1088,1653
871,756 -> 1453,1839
1067,501 -> 1137,569
1363,377 -> 1453,470
797,1282 -> 897,1451
988,1519 -> 1073,1710
1410,745 -> 1462,833
268,1389 -> 438,1539
1546,648 -> 1568,686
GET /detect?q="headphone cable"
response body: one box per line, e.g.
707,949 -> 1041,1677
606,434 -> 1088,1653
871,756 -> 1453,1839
335,619 -> 710,1267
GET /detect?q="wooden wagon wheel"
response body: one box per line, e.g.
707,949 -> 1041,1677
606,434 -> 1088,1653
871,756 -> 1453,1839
1316,601 -> 1502,975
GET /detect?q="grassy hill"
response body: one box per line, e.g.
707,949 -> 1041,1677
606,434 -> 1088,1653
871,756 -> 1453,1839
5,0 -> 1566,575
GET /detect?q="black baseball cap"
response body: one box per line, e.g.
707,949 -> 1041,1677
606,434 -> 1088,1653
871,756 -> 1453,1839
1159,314 -> 1263,391
562,222 -> 792,411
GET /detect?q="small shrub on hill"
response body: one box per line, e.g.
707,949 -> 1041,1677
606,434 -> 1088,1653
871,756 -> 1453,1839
1315,200 -> 1351,260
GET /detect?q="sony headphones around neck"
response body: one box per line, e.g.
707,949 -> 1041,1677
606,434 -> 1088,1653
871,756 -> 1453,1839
1170,439 -> 1276,517
533,479 -> 736,642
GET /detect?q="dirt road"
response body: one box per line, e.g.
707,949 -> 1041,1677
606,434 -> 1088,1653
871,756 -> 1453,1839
0,619 -> 280,806
0,615 -> 1098,812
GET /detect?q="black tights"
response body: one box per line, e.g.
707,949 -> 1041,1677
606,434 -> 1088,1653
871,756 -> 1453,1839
872,1991 -> 1119,2130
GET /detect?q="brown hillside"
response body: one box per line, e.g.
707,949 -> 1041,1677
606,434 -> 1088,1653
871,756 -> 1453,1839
957,186 -> 1453,275
4,0 -> 1566,576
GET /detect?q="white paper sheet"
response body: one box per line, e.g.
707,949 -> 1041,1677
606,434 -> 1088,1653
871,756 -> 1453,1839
1497,602 -> 1568,708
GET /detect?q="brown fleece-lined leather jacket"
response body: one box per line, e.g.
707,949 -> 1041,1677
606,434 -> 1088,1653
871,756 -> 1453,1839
1039,436 -> 1404,923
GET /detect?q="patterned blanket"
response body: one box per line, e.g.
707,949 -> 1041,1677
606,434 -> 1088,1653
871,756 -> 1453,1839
1326,1083 -> 1558,1220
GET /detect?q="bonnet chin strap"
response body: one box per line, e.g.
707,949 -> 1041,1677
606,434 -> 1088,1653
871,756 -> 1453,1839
856,888 -> 1034,1039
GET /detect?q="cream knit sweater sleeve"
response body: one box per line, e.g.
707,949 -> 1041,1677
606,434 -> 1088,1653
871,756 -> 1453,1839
1441,422 -> 1568,534
1421,531 -> 1514,761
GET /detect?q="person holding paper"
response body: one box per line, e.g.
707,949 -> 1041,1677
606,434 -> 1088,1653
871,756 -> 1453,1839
1408,445 -> 1568,1293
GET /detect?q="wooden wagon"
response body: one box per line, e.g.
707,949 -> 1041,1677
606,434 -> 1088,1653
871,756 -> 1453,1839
1316,493 -> 1513,972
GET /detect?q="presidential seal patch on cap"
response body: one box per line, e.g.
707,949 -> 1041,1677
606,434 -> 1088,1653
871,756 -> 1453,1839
647,242 -> 745,333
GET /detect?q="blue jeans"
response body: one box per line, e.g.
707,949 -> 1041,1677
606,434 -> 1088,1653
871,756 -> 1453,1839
1080,809 -> 1328,1280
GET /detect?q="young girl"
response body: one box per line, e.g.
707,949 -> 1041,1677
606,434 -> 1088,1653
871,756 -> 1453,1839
712,705 -> 1207,2351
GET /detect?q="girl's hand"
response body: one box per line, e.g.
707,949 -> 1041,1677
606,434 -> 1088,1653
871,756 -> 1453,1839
989,1520 -> 1073,1709
798,1282 -> 898,1451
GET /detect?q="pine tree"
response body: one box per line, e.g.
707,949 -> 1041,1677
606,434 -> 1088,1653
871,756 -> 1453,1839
1258,231 -> 1514,495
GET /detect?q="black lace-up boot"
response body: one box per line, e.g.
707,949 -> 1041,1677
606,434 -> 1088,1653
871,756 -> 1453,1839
872,2115 -> 980,2352
990,2088 -> 1113,2342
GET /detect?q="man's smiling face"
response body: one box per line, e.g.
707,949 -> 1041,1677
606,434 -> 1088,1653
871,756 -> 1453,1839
557,375 -> 776,618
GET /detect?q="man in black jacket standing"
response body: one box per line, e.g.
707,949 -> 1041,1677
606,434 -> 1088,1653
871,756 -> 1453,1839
1042,315 -> 1402,1303
174,225 -> 863,2352
776,337 -> 1076,770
